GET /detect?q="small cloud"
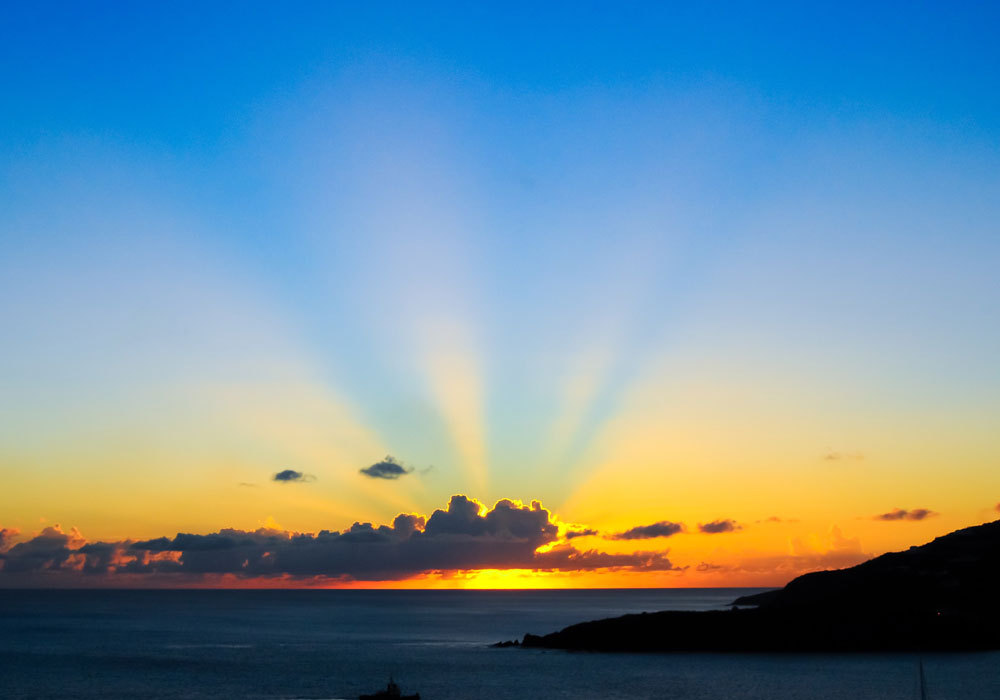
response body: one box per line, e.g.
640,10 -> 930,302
995,502 -> 1000,513
259,516 -> 283,532
823,451 -> 864,462
609,521 -> 684,540
696,561 -> 727,572
273,469 -> 314,483
238,482 -> 256,488
360,456 -> 413,480
564,528 -> 598,540
873,507 -> 938,521
698,519 -> 742,534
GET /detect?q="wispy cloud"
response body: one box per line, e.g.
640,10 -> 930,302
609,521 -> 684,540
564,528 -> 599,539
755,516 -> 799,524
698,519 -> 741,534
872,507 -> 937,521
696,562 -> 726,572
697,526 -> 868,579
823,451 -> 864,462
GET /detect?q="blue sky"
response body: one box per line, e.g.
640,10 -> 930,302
1,3 -> 999,553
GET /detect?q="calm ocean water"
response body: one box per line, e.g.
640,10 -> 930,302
0,589 -> 996,700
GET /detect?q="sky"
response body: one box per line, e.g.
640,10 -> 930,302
1,2 -> 999,588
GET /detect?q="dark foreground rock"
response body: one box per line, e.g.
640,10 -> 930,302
510,519 -> 1000,652
490,639 -> 520,648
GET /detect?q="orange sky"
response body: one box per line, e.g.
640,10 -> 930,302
2,493 -> 997,588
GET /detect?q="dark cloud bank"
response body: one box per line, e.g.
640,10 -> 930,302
0,496 -> 676,585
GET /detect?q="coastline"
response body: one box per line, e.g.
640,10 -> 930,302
503,520 -> 1000,653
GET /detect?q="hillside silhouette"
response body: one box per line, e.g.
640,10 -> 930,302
510,520 -> 1000,652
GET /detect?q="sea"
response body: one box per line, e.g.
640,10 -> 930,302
1,589 -> 997,700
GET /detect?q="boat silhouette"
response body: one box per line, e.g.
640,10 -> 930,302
359,677 -> 420,700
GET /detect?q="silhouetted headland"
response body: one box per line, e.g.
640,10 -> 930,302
501,520 -> 1000,652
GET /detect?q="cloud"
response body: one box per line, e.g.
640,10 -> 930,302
872,508 -> 938,521
698,519 -> 741,534
359,456 -> 413,480
995,503 -> 1000,513
272,469 -> 314,483
696,562 -> 726,572
533,544 -> 677,572
0,525 -> 86,574
0,527 -> 20,552
755,516 -> 798,524
698,525 -> 868,579
564,528 -> 599,539
0,496 -> 677,584
823,451 -> 864,462
609,521 -> 684,540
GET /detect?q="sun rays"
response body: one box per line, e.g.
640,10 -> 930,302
3,15 -> 1000,590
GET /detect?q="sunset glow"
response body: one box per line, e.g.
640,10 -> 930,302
2,3 -> 999,590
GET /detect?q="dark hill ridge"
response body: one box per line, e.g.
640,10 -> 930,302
510,520 -> 1000,652
732,519 -> 1000,613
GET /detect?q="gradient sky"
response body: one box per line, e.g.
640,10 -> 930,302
2,2 -> 999,587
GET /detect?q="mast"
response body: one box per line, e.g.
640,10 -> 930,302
918,660 -> 928,700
